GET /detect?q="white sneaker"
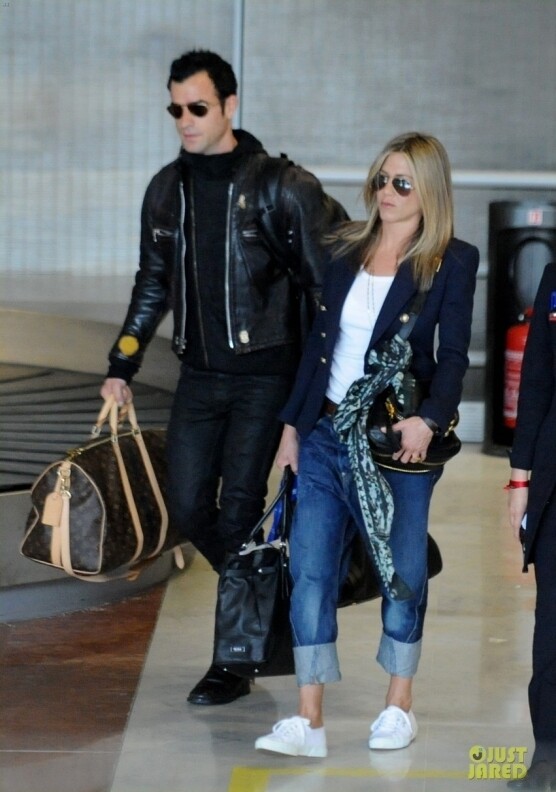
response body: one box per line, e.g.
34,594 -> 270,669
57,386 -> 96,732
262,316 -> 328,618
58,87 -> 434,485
255,716 -> 328,757
368,705 -> 417,750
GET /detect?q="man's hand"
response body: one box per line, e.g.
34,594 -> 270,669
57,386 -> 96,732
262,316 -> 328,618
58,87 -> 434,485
100,377 -> 133,406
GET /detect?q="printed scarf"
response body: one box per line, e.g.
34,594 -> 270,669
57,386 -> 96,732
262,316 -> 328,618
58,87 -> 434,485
333,332 -> 414,600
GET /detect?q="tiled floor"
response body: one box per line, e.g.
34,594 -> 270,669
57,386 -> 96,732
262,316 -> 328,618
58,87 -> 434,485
1,445 -> 536,791
0,584 -> 166,792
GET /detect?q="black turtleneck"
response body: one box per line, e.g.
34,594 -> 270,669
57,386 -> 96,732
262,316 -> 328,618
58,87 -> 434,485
179,137 -> 297,376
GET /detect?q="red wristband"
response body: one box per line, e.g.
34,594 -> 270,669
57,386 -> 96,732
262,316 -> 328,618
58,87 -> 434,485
504,480 -> 529,490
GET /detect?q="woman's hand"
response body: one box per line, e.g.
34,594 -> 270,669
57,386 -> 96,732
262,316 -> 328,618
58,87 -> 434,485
507,469 -> 529,541
391,416 -> 434,464
275,424 -> 300,474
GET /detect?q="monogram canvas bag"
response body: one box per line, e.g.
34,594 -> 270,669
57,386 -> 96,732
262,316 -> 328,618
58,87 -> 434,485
21,398 -> 184,581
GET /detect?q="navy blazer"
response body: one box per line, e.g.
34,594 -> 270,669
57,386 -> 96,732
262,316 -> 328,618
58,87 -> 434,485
510,263 -> 556,566
280,237 -> 479,438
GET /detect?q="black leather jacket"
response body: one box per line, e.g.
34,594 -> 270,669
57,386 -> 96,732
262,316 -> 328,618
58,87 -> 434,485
108,131 -> 347,381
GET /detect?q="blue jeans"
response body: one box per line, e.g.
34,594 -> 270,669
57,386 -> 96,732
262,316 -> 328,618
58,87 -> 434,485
166,365 -> 292,571
290,415 -> 442,686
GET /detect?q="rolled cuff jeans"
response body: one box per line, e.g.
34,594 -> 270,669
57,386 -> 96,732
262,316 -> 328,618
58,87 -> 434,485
289,415 -> 442,687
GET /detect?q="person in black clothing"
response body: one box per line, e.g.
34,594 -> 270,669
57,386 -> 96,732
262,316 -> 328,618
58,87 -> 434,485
507,264 -> 556,790
100,50 -> 347,706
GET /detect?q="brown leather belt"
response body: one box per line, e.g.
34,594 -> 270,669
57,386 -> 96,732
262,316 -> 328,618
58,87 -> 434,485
322,397 -> 339,417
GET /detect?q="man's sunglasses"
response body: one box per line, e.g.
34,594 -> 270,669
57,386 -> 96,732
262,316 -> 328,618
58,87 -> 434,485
166,101 -> 215,119
373,172 -> 414,197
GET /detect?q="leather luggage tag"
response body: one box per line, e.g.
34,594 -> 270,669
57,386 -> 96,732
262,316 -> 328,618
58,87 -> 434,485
41,491 -> 63,528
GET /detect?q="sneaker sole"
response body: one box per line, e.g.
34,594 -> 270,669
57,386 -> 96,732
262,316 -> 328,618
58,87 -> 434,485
368,733 -> 416,751
255,737 -> 327,758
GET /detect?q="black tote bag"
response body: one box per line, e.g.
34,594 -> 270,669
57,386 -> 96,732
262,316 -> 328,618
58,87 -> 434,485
212,468 -> 443,677
212,468 -> 295,678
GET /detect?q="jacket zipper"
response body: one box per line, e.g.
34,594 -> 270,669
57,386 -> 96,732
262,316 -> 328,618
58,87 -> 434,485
151,212 -> 186,353
189,180 -> 210,367
224,183 -> 234,349
176,184 -> 187,354
152,228 -> 174,242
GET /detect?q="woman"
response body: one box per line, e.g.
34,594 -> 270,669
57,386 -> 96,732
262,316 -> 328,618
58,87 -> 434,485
255,132 -> 479,758
507,264 -> 556,790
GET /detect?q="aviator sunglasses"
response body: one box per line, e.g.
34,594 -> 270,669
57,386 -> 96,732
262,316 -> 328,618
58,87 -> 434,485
166,101 -> 216,119
373,172 -> 414,197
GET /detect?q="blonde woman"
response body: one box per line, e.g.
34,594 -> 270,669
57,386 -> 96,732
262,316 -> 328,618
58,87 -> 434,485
255,132 -> 479,757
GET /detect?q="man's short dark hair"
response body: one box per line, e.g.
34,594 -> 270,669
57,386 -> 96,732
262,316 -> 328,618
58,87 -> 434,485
167,49 -> 238,101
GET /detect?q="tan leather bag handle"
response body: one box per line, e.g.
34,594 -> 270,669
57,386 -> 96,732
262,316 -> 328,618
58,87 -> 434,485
56,398 -> 183,580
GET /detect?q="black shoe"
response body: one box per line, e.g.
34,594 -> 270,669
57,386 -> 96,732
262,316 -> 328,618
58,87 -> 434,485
187,664 -> 250,706
508,761 -> 556,790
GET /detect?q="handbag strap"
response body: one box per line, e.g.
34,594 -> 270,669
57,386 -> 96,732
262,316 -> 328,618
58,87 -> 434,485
397,290 -> 428,341
92,395 -> 140,436
109,419 -> 146,564
98,397 -> 171,560
113,402 -> 171,559
55,456 -> 183,582
243,466 -> 293,547
396,257 -> 443,341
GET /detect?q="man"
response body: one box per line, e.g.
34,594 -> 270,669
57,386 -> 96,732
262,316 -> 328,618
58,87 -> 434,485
101,50 -> 347,705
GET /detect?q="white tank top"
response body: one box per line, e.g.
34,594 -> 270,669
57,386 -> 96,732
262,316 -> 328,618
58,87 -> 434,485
326,268 -> 394,405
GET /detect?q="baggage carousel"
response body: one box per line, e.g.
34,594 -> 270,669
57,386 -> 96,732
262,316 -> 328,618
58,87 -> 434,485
0,309 -> 193,621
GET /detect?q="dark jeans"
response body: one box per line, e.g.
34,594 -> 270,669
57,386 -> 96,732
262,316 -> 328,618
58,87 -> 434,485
166,365 -> 291,572
530,490 -> 556,761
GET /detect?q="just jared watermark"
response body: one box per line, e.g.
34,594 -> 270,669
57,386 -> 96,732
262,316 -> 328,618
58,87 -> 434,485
468,745 -> 527,781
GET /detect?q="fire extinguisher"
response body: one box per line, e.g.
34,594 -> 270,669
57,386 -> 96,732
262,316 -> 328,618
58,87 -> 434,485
503,308 -> 532,428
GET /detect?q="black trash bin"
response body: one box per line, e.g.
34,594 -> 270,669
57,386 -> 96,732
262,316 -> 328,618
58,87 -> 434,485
484,201 -> 556,455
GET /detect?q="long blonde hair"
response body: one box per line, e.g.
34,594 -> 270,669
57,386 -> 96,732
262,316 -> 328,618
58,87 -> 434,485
331,132 -> 454,289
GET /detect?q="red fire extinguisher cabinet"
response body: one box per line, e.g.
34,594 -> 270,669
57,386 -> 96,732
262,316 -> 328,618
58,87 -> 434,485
484,201 -> 556,454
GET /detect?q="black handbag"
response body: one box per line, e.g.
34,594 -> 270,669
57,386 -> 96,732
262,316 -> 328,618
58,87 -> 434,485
338,530 -> 443,607
366,288 -> 461,473
367,373 -> 461,473
212,468 -> 295,678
